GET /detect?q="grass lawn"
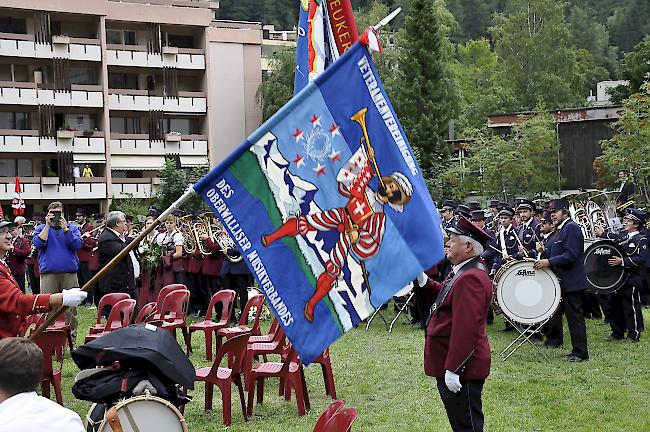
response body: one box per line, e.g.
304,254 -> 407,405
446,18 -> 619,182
56,305 -> 650,431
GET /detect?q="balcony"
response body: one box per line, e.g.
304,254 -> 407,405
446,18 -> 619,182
0,177 -> 107,200
0,130 -> 105,154
108,89 -> 206,113
106,44 -> 205,70
0,33 -> 102,61
109,133 -> 207,156
0,82 -> 103,107
111,178 -> 159,199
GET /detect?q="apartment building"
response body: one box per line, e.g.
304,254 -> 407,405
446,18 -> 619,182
0,0 -> 262,217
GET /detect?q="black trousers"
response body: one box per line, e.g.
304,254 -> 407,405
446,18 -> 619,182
546,291 -> 589,358
221,273 -> 250,323
188,273 -> 210,315
77,261 -> 92,303
609,284 -> 644,340
436,378 -> 485,432
583,292 -> 602,318
14,272 -> 26,293
27,264 -> 39,294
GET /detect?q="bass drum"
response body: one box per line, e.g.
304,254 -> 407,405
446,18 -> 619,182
583,239 -> 627,294
87,396 -> 188,432
494,259 -> 561,325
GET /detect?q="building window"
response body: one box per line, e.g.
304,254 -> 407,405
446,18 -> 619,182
165,33 -> 194,48
69,68 -> 97,85
0,159 -> 32,176
108,73 -> 138,89
165,118 -> 198,135
0,17 -> 27,34
106,29 -> 137,45
110,117 -> 141,134
64,114 -> 96,132
0,112 -> 30,130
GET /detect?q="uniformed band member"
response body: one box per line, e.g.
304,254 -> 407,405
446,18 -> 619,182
492,205 -> 519,273
471,210 -> 497,325
486,200 -> 500,232
596,209 -> 648,341
440,200 -> 456,230
514,199 -> 540,259
0,221 -> 87,339
419,216 -> 493,432
534,198 -> 589,362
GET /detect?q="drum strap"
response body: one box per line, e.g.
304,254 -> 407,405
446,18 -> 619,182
426,257 -> 486,326
106,406 -> 124,432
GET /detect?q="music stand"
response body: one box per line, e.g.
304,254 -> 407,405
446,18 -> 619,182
365,284 -> 414,333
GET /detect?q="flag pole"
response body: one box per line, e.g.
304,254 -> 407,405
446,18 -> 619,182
373,7 -> 402,30
28,187 -> 197,341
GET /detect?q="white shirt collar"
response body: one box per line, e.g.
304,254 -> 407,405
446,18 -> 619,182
557,217 -> 570,231
628,231 -> 640,239
452,256 -> 475,275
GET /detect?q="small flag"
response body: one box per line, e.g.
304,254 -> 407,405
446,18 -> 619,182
12,176 -> 25,216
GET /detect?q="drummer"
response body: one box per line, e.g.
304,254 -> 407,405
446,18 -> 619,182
534,198 -> 589,362
0,221 -> 87,338
491,205 -> 519,274
595,209 -> 648,342
513,199 -> 540,259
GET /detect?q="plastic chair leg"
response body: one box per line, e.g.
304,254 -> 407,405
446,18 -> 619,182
204,329 -> 213,361
292,375 -> 307,416
222,380 -> 232,426
234,374 -> 248,421
256,378 -> 264,405
204,383 -> 213,411
53,371 -> 63,405
247,379 -> 256,417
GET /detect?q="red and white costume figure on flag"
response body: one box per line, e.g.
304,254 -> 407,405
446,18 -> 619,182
261,145 -> 413,322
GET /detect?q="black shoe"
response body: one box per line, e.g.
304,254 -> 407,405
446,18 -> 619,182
567,355 -> 588,362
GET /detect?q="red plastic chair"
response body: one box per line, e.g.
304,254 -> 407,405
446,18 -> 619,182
194,333 -> 251,426
34,330 -> 67,405
311,348 -> 337,400
189,290 -> 236,360
89,293 -> 131,334
322,407 -> 358,432
246,345 -> 310,417
84,299 -> 136,342
313,400 -> 346,432
248,318 -> 279,345
159,289 -> 192,354
245,324 -> 286,385
153,284 -> 187,320
18,313 -> 44,337
135,301 -> 157,323
47,313 -> 74,353
216,295 -> 265,353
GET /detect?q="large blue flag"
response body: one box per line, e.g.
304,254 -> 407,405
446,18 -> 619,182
195,42 -> 445,364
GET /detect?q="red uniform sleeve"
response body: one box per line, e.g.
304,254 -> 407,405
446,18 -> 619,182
203,238 -> 221,253
445,272 -> 491,373
0,271 -> 51,316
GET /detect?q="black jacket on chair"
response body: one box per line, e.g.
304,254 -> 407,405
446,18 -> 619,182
98,228 -> 135,297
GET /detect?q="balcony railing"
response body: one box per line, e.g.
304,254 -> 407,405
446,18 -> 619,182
111,177 -> 159,199
106,44 -> 205,70
0,32 -> 102,61
108,89 -> 206,113
109,133 -> 207,156
0,83 -> 103,107
0,129 -> 105,153
0,177 -> 107,200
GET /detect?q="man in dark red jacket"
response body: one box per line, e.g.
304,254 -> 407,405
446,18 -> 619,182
419,216 -> 493,432
75,209 -> 96,305
7,224 -> 30,293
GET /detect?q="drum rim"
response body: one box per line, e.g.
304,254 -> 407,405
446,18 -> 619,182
495,260 -> 562,325
583,239 -> 628,293
94,395 -> 188,432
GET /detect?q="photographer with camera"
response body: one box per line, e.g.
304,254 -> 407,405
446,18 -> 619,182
33,202 -> 83,343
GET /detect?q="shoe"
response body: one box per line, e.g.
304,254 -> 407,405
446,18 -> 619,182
567,355 -> 588,362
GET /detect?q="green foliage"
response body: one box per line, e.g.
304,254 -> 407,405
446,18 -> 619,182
598,82 -> 650,203
490,0 -> 607,112
623,36 -> 650,94
446,110 -> 563,201
109,193 -> 152,218
156,159 -> 210,213
394,0 -> 458,200
256,48 -> 295,121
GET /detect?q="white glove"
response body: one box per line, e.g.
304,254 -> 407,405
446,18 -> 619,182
62,288 -> 88,307
444,370 -> 462,393
416,272 -> 429,287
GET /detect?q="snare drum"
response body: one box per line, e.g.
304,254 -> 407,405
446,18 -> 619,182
87,395 -> 188,432
494,259 -> 561,325
583,239 -> 627,294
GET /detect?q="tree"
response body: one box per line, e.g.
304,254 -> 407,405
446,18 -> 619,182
155,160 -> 209,213
445,110 -> 563,200
256,48 -> 295,121
566,5 -> 618,78
110,193 -> 153,218
489,0 -> 605,111
598,82 -> 650,203
393,0 -> 459,200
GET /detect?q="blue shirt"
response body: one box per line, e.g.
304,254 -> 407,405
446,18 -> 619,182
33,224 -> 83,273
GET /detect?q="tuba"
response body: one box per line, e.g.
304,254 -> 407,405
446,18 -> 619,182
212,219 -> 243,262
177,215 -> 197,255
567,193 -> 593,239
193,213 -> 214,256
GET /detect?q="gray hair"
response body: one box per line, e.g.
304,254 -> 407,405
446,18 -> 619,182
13,216 -> 26,225
106,211 -> 125,228
458,234 -> 484,256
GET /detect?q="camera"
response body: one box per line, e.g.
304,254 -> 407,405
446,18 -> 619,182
51,210 -> 62,224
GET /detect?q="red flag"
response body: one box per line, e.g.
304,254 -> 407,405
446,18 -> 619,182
12,176 -> 25,216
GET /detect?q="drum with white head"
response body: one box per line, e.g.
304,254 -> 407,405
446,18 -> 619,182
87,395 -> 187,432
494,259 -> 561,325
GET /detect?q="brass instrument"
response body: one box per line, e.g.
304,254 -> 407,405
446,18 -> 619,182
212,218 -> 243,262
616,200 -> 635,212
177,215 -> 197,255
567,194 -> 593,239
351,107 -> 384,188
192,213 -> 214,256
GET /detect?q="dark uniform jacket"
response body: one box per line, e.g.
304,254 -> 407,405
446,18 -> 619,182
7,236 -> 30,277
546,219 -> 586,293
77,222 -> 97,263
480,228 -> 498,270
422,260 -> 492,380
98,229 -> 135,297
492,224 -> 519,270
514,219 -> 540,259
599,230 -> 648,287
0,260 -> 51,338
